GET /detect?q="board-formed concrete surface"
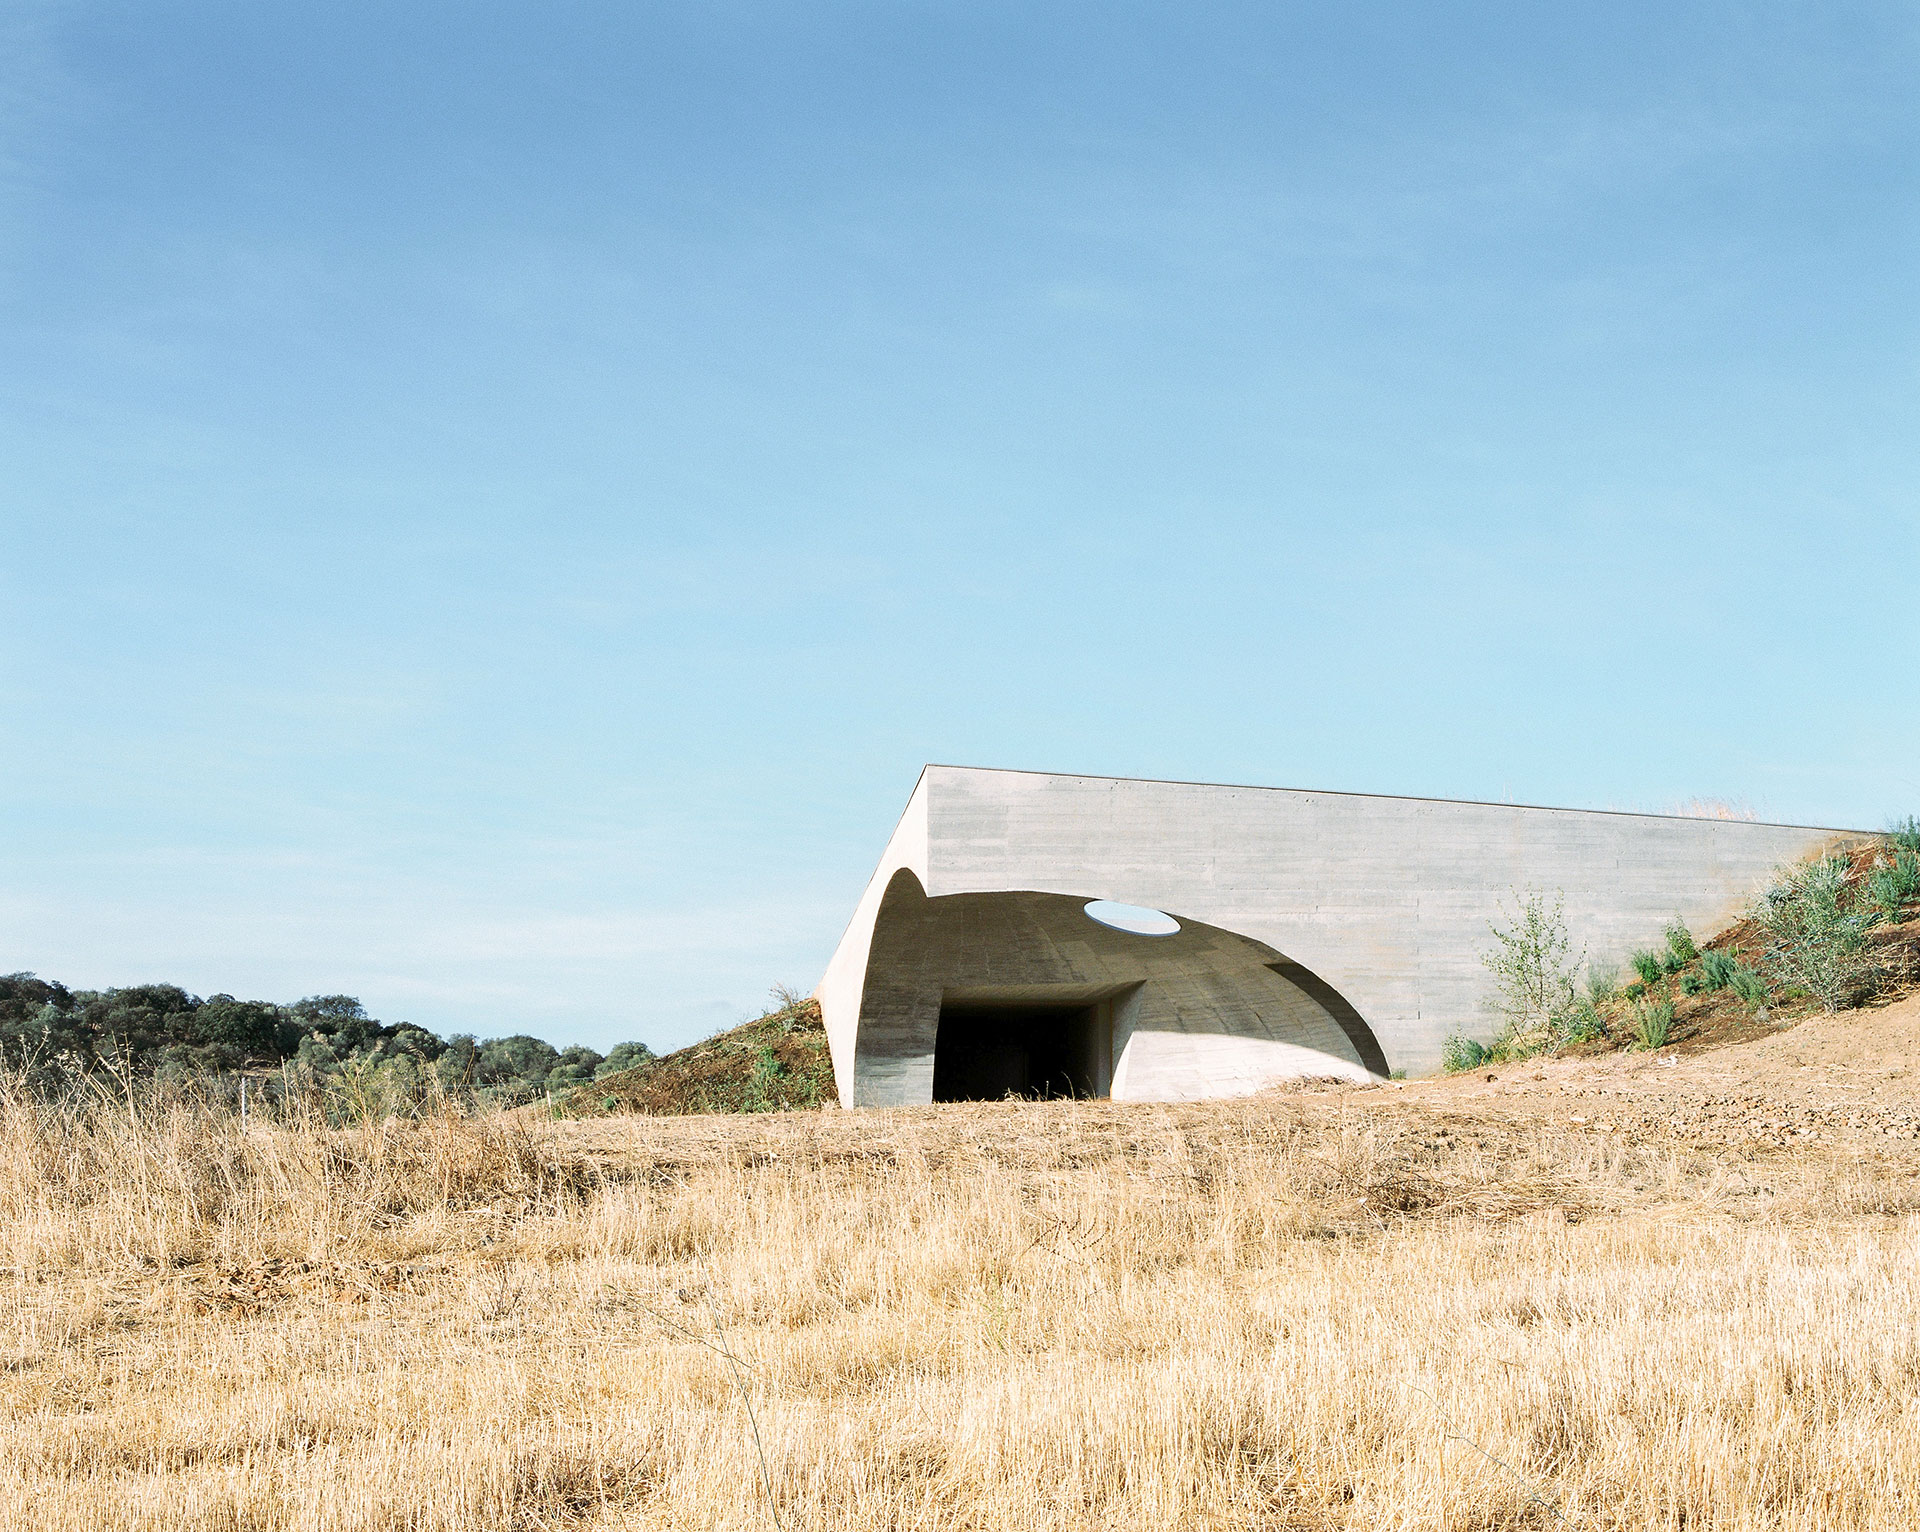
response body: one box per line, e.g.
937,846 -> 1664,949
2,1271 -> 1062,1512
816,766 -> 1858,1106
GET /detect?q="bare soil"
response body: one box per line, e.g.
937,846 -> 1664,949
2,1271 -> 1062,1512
1386,986 -> 1920,1153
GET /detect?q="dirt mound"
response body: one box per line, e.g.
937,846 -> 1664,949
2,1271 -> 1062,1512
1573,912 -> 1920,1057
565,994 -> 835,1116
1404,985 -> 1920,1151
1525,837 -> 1920,1060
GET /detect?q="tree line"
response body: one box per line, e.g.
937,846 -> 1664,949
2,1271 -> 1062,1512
0,973 -> 654,1105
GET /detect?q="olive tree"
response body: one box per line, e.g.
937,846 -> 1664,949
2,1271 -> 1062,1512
1479,887 -> 1584,1045
1747,855 -> 1881,1013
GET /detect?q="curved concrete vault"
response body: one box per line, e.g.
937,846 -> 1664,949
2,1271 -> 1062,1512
853,872 -> 1386,1105
817,766 -> 1858,1107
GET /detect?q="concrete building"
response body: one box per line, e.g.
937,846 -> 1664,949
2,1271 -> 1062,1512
816,766 -> 1855,1106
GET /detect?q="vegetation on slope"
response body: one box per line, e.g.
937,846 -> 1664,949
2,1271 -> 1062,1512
567,988 -> 835,1115
1446,821 -> 1920,1071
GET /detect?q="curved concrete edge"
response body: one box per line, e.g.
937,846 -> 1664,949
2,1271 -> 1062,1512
813,772 -> 930,1106
1267,959 -> 1390,1077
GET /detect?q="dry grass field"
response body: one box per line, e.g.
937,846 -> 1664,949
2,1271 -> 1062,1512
5,997 -> 1920,1531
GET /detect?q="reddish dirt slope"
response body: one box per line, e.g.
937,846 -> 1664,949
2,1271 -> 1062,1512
1397,985 -> 1920,1148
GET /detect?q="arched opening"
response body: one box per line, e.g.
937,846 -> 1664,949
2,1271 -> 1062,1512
931,996 -> 1113,1100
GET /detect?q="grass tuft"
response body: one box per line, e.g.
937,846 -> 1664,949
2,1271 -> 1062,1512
1730,965 -> 1770,1006
1630,998 -> 1675,1051
1699,950 -> 1740,990
1441,1035 -> 1492,1073
1562,999 -> 1608,1044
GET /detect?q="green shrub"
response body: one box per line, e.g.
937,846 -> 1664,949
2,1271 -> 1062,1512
1562,999 -> 1608,1044
741,1044 -> 786,1112
594,1041 -> 656,1079
1443,1035 -> 1492,1073
1631,998 -> 1675,1051
1664,920 -> 1699,965
1889,816 -> 1920,856
1660,948 -> 1689,976
1500,1029 -> 1551,1062
1747,854 -> 1882,1013
1679,969 -> 1712,996
1730,965 -> 1769,1006
1583,965 -> 1618,1004
1699,950 -> 1740,990
1624,979 -> 1648,1000
1866,853 -> 1919,926
1630,950 -> 1665,985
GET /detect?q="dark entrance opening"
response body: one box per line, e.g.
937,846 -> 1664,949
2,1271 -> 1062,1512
932,1002 -> 1108,1101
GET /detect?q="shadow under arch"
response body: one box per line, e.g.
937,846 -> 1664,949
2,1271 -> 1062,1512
1264,960 -> 1389,1077
850,872 -> 1387,1105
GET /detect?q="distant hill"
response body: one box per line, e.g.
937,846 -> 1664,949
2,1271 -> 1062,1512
568,991 -> 835,1115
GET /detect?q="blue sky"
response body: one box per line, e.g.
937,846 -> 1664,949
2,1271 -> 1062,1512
3,2 -> 1915,1051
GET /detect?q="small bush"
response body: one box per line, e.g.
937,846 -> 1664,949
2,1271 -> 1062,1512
1866,853 -> 1919,926
1583,965 -> 1618,1004
1562,999 -> 1608,1044
1630,951 -> 1665,985
1699,950 -> 1740,990
1624,979 -> 1648,1000
1631,998 -> 1675,1051
1665,920 -> 1699,965
1660,948 -> 1689,976
1747,854 -> 1882,1014
1730,966 -> 1769,1006
1479,888 -> 1583,1040
1890,815 -> 1920,856
594,1041 -> 656,1080
1679,969 -> 1712,996
1442,1035 -> 1492,1073
741,1044 -> 787,1111
1502,1031 -> 1553,1062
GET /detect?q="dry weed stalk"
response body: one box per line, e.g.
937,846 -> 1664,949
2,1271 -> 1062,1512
1,1079 -> 1916,1530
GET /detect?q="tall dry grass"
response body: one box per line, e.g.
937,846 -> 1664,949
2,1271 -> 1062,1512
2,1077 -> 1917,1530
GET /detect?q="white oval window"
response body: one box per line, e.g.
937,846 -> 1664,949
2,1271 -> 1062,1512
1084,900 -> 1180,937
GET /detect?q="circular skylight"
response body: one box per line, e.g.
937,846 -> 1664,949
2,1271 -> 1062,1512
1083,900 -> 1180,937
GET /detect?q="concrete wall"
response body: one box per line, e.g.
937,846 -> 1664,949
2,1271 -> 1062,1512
817,766 -> 1857,1105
